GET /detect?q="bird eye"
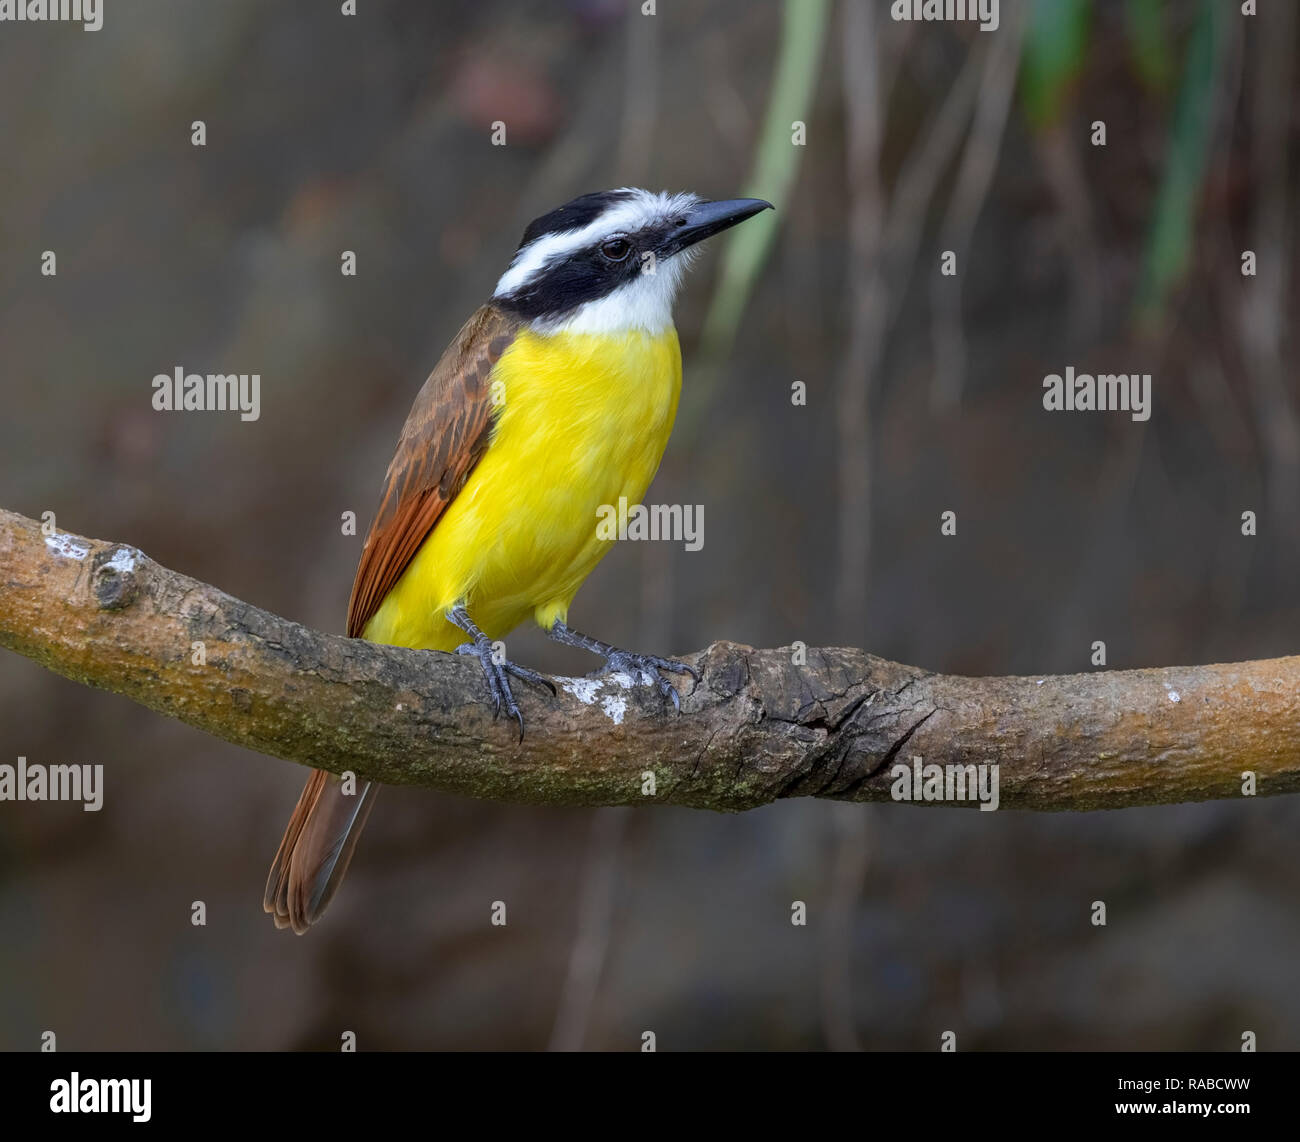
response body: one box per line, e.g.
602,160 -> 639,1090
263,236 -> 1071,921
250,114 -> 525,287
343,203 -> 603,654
600,238 -> 632,262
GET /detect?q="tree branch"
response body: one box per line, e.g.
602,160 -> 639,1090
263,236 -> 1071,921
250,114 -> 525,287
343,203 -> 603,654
1,508 -> 1296,811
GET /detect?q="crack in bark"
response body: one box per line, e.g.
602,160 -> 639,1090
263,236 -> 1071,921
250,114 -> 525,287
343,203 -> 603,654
856,708 -> 938,787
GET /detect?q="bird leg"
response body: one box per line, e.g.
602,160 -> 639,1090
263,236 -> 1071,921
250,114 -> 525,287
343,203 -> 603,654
447,604 -> 555,738
548,619 -> 698,711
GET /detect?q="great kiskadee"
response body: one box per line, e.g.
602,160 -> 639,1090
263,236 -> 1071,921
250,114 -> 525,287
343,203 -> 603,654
264,188 -> 772,933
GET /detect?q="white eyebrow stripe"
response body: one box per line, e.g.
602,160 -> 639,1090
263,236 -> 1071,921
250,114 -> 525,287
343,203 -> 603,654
493,189 -> 699,298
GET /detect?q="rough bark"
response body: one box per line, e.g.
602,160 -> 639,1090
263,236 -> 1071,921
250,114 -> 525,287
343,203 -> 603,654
1,508 -> 1296,811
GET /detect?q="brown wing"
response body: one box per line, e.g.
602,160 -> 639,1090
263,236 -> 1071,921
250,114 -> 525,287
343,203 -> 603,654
346,303 -> 518,638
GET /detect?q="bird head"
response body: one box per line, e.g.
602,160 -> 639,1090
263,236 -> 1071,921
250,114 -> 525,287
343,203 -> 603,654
492,188 -> 772,334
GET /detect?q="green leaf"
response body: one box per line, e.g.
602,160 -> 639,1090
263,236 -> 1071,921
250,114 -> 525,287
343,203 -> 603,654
682,0 -> 829,438
1020,0 -> 1092,129
1126,0 -> 1174,92
1135,0 -> 1225,324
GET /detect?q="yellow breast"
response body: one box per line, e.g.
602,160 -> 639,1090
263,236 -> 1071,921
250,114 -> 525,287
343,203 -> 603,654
363,327 -> 682,650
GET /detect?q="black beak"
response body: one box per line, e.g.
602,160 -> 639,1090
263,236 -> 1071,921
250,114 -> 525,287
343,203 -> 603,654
658,197 -> 773,258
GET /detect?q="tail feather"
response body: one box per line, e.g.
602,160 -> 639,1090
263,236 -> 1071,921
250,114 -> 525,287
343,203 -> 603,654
264,769 -> 377,934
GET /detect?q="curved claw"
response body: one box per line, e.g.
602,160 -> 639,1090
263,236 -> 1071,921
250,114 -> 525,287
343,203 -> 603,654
603,651 -> 696,712
454,641 -> 554,738
658,658 -> 700,682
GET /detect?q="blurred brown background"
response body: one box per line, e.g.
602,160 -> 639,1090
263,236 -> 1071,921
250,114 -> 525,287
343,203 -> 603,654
2,0 -> 1299,1050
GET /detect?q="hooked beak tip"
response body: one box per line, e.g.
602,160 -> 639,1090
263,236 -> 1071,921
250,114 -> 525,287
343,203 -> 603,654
662,197 -> 774,257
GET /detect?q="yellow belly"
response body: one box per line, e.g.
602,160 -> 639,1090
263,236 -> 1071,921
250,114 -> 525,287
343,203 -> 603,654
362,327 -> 682,650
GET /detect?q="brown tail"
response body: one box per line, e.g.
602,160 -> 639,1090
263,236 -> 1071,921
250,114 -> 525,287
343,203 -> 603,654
263,769 -> 378,934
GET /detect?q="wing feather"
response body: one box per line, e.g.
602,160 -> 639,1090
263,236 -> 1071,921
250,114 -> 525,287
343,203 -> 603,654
346,304 -> 517,638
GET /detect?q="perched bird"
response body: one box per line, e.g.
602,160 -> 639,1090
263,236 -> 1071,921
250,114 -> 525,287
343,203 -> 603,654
264,188 -> 772,932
